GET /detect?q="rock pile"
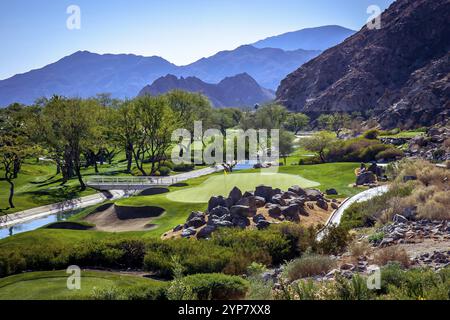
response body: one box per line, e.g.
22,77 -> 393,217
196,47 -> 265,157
412,250 -> 450,270
407,127 -> 450,161
370,216 -> 450,247
173,185 -> 333,239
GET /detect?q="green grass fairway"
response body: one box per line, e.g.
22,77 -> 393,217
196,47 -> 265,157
0,270 -> 166,300
166,172 -> 320,203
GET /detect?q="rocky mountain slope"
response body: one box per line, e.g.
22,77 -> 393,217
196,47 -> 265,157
276,0 -> 450,128
139,73 -> 274,108
252,25 -> 355,51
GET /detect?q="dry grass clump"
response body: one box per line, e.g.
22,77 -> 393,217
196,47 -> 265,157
373,246 -> 410,268
349,240 -> 372,262
283,254 -> 336,281
387,160 -> 450,221
416,191 -> 450,220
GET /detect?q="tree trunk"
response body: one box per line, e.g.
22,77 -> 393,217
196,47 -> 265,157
6,179 -> 15,209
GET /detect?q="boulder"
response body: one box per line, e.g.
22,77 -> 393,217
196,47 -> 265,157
270,194 -> 287,206
304,189 -> 323,201
186,217 -> 206,228
282,204 -> 300,222
288,185 -> 307,196
209,206 -> 230,218
356,172 -> 377,186
326,188 -> 338,195
208,196 -> 228,211
254,196 -> 266,207
268,205 -> 283,219
253,214 -> 266,224
307,203 -> 315,210
173,224 -> 183,232
393,214 -> 409,224
187,211 -> 204,221
228,187 -> 243,205
243,191 -> 254,198
232,216 -> 250,229
298,205 -> 310,216
208,218 -> 234,228
331,203 -> 339,210
257,220 -> 271,230
181,227 -> 197,238
255,185 -> 274,201
281,191 -> 298,199
316,199 -> 329,211
196,225 -> 217,239
231,205 -> 256,218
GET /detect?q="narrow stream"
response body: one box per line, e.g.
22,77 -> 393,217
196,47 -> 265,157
0,209 -> 83,240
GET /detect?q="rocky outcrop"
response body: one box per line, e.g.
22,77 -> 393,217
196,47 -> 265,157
406,126 -> 450,161
276,0 -> 450,129
173,185 -> 334,239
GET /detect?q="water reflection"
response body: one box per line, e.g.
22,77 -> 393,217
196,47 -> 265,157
0,209 -> 82,239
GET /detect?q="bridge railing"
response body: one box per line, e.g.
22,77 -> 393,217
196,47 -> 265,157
86,176 -> 182,186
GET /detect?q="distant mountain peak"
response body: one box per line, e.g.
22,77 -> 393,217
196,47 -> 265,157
139,74 -> 274,108
252,25 -> 356,51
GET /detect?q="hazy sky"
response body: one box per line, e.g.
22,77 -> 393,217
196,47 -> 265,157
0,0 -> 395,80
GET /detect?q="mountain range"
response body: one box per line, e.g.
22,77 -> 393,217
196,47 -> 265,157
276,0 -> 450,128
0,25 -> 355,107
139,73 -> 274,108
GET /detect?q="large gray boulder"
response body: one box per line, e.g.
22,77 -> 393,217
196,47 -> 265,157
186,216 -> 206,228
232,216 -> 251,229
210,206 -> 230,218
181,227 -> 197,238
255,185 -> 274,201
304,189 -> 323,201
268,204 -> 283,219
282,204 -> 301,222
231,205 -> 256,218
356,172 -> 377,185
288,185 -> 307,196
228,187 -> 243,205
208,196 -> 228,211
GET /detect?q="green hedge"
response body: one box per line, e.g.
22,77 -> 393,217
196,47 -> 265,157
181,273 -> 249,300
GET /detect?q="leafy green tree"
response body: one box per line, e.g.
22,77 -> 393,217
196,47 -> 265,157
0,104 -> 36,208
284,113 -> 310,134
317,113 -> 351,137
254,104 -> 288,130
279,130 -> 295,165
301,132 -> 337,163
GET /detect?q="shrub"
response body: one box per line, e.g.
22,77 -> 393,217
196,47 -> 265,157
158,166 -> 171,176
318,225 -> 351,255
283,254 -> 335,281
373,246 -> 410,268
333,274 -> 375,300
180,273 -> 249,300
348,240 -> 371,262
173,163 -> 195,172
363,129 -> 380,140
376,148 -> 404,161
416,191 -> 450,220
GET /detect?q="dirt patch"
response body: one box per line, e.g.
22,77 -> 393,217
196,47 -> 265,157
84,204 -> 165,232
139,187 -> 169,196
46,221 -> 94,231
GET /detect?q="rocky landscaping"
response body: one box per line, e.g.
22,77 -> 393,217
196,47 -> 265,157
165,185 -> 339,240
406,126 -> 450,162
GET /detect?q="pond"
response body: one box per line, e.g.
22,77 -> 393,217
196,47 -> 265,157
0,209 -> 83,240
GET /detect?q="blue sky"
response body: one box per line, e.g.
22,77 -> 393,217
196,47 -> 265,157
0,0 -> 395,80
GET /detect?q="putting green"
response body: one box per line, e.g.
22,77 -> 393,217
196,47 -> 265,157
166,172 -> 320,203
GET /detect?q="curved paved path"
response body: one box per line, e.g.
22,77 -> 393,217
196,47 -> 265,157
317,185 -> 389,241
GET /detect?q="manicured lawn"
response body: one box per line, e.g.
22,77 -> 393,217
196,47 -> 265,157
278,162 -> 361,197
165,172 -> 319,203
380,130 -> 425,139
0,270 -> 165,300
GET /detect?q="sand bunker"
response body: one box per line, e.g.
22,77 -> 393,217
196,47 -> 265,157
139,187 -> 169,196
84,204 -> 165,232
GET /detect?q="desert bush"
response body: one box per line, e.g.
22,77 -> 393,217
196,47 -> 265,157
373,246 -> 410,268
283,254 -> 335,281
180,273 -> 249,300
318,225 -> 351,255
363,129 -> 380,140
416,191 -> 450,220
376,148 -> 404,161
349,240 -> 372,262
332,274 -> 375,300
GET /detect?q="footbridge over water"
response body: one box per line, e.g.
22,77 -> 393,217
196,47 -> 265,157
86,166 -> 223,191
